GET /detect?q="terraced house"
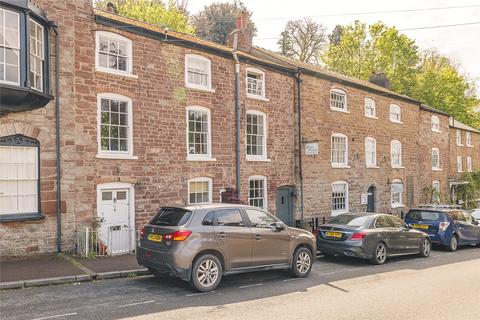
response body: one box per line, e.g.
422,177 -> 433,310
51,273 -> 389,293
0,0 -> 478,256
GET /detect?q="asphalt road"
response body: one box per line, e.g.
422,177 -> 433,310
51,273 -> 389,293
1,246 -> 479,320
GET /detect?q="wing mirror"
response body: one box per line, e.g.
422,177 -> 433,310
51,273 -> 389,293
275,221 -> 286,231
473,220 -> 479,226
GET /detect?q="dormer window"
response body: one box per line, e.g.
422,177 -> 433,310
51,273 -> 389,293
246,67 -> 265,99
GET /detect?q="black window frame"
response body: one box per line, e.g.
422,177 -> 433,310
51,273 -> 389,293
0,134 -> 44,222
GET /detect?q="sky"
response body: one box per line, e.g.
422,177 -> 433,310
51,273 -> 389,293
187,0 -> 480,91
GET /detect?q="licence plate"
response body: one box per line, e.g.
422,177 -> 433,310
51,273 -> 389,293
148,234 -> 162,242
325,231 -> 342,238
412,224 -> 428,230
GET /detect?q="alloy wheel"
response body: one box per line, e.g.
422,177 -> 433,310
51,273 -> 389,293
376,243 -> 387,263
196,259 -> 219,288
450,236 -> 458,251
296,251 -> 311,274
423,239 -> 431,256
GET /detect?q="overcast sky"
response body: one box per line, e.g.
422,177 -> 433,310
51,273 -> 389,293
188,0 -> 480,91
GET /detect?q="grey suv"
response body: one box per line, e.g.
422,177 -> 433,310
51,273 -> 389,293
136,204 -> 316,291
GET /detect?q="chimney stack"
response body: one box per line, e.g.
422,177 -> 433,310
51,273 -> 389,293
227,10 -> 253,52
368,70 -> 390,89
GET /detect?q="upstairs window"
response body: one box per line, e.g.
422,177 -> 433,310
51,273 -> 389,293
330,89 -> 347,112
431,115 -> 440,132
246,67 -> 265,99
365,137 -> 377,167
389,104 -> 401,123
466,132 -> 473,147
432,148 -> 440,170
456,130 -> 462,146
96,31 -> 132,75
391,179 -> 403,208
248,176 -> 267,209
390,140 -> 402,168
188,177 -> 212,204
246,111 -> 267,160
467,156 -> 473,172
457,156 -> 463,172
364,98 -> 376,118
332,181 -> 348,215
29,19 -> 44,91
186,106 -> 211,160
331,133 -> 348,167
0,8 -> 20,85
185,54 -> 211,90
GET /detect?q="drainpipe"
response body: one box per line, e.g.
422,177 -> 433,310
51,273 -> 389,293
232,33 -> 241,198
295,71 -> 304,225
52,22 -> 62,253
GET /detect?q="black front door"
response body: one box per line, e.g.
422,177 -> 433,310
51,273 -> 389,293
276,187 -> 294,226
367,186 -> 375,212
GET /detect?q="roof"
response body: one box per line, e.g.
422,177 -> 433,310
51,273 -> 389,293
449,118 -> 480,133
420,104 -> 451,117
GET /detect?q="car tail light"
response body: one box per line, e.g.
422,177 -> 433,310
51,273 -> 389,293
350,232 -> 367,241
165,230 -> 192,241
140,227 -> 145,237
439,222 -> 450,231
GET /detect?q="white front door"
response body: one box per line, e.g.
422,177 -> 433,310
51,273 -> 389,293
98,189 -> 134,254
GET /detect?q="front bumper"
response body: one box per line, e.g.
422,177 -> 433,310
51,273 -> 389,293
317,238 -> 372,259
136,244 -> 191,281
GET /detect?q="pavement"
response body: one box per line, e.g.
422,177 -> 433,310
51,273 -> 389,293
0,246 -> 479,320
0,254 -> 147,289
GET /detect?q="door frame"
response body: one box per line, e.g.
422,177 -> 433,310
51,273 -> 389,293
275,185 -> 295,226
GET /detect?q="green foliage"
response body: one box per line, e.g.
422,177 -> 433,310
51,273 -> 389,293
191,1 -> 256,45
95,0 -> 194,34
457,171 -> 480,209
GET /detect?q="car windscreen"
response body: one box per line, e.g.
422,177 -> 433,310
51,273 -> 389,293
328,215 -> 371,227
472,211 -> 480,220
150,208 -> 192,226
405,210 -> 441,221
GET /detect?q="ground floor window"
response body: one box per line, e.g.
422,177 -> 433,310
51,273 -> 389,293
0,135 -> 39,215
248,176 -> 267,209
188,177 -> 212,204
391,179 -> 403,207
331,181 -> 348,215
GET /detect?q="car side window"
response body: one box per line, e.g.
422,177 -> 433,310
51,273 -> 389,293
389,216 -> 407,228
462,212 -> 473,224
202,211 -> 215,226
215,209 -> 244,227
245,209 -> 277,229
448,211 -> 465,222
375,216 -> 394,228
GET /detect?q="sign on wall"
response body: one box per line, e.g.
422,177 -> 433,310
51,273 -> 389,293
361,193 -> 368,205
305,142 -> 319,155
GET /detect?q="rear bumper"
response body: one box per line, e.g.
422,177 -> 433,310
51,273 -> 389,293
136,244 -> 191,281
428,233 -> 451,246
317,239 -> 372,259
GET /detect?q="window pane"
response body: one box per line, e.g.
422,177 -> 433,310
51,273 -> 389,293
245,209 -> 276,228
249,178 -> 266,209
188,109 -> 209,156
215,209 -> 244,227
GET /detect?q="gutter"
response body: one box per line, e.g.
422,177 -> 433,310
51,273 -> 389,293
294,71 -> 304,225
51,21 -> 62,253
232,33 -> 241,197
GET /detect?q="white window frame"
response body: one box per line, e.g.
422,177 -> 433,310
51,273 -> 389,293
331,181 -> 348,215
364,97 -> 377,118
390,140 -> 403,168
456,130 -> 463,146
246,110 -> 268,161
248,175 -> 267,210
185,54 -> 213,92
331,133 -> 348,168
457,156 -> 463,173
389,104 -> 402,123
96,93 -> 136,159
391,179 -> 404,208
365,137 -> 377,168
246,67 -> 266,100
29,18 -> 44,92
330,88 -> 348,113
467,156 -> 473,172
466,132 -> 473,147
0,8 -> 20,85
95,31 -> 133,76
186,106 -> 213,161
187,177 -> 212,205
431,147 -> 441,170
431,115 -> 441,132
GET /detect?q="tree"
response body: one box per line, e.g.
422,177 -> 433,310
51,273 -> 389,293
277,18 -> 327,64
323,21 -> 419,95
411,49 -> 480,126
191,1 -> 256,45
94,0 -> 195,35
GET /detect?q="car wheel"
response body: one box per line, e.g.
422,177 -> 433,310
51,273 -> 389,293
419,238 -> 431,258
447,235 -> 458,252
189,254 -> 222,292
370,242 -> 388,265
291,247 -> 313,277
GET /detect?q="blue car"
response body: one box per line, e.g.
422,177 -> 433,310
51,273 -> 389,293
404,208 -> 480,251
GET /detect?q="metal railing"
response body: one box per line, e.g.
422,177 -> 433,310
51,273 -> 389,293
76,225 -> 139,257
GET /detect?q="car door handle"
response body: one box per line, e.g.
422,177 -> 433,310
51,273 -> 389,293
218,232 -> 226,239
255,234 -> 262,241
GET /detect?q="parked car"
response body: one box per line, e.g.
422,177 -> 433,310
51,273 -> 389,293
137,204 -> 316,292
470,208 -> 480,220
404,208 -> 480,251
316,213 -> 431,265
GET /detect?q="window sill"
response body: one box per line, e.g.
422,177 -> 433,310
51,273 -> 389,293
391,204 -> 405,209
331,164 -> 350,168
247,94 -> 269,102
246,157 -> 271,162
432,130 -> 442,133
365,115 -> 378,119
331,210 -> 348,216
96,154 -> 138,160
95,69 -> 138,79
330,108 -> 350,114
0,212 -> 45,223
432,168 -> 443,171
391,166 -> 405,169
186,157 -> 217,162
185,84 -> 216,93
456,144 -> 464,147
390,120 -> 403,124
466,145 -> 473,148
366,165 -> 379,169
